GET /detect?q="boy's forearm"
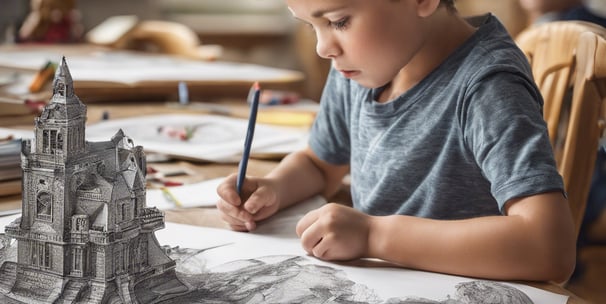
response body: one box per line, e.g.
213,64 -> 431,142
367,193 -> 576,282
266,149 -> 347,210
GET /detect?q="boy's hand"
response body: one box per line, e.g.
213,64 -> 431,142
296,203 -> 371,261
216,173 -> 280,231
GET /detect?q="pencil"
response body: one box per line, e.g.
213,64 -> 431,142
236,81 -> 261,194
29,60 -> 56,93
161,187 -> 183,207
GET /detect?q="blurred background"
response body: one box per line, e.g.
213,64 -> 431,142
0,1 -> 605,303
0,0 -> 545,101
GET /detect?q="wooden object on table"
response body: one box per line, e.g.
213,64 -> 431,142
86,16 -> 223,61
516,21 -> 606,238
0,44 -> 304,102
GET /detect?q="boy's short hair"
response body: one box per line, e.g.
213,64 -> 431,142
441,0 -> 456,12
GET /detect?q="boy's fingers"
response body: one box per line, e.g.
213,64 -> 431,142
217,199 -> 254,223
296,208 -> 320,237
216,174 -> 242,206
311,238 -> 330,260
299,218 -> 323,255
229,223 -> 249,232
219,208 -> 254,231
242,185 -> 276,215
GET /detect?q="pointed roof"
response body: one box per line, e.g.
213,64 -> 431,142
54,56 -> 74,86
50,56 -> 83,107
39,56 -> 86,121
111,129 -> 136,150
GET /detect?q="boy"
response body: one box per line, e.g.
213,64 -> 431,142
217,0 -> 576,283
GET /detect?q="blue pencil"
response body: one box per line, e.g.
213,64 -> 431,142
236,82 -> 261,195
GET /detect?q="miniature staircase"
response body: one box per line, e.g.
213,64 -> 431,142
87,282 -> 109,303
0,262 -> 17,293
116,275 -> 136,304
54,280 -> 89,304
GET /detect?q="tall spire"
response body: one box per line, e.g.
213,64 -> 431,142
51,56 -> 77,104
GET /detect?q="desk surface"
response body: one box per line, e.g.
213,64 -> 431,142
0,102 -> 588,304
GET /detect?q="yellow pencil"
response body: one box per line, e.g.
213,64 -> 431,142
160,187 -> 183,208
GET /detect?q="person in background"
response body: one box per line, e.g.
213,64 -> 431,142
217,0 -> 576,283
518,0 -> 606,27
19,0 -> 83,43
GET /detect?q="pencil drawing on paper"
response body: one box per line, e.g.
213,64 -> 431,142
160,254 -> 533,304
1,239 -> 535,304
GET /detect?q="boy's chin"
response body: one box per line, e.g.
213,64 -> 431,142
354,78 -> 389,90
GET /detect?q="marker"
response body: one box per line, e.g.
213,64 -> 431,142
236,82 -> 261,194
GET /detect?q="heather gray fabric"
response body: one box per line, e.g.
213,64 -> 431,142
309,14 -> 564,219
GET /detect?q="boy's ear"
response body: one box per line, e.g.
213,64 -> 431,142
416,0 -> 441,17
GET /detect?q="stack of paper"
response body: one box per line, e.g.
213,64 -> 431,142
0,139 -> 21,197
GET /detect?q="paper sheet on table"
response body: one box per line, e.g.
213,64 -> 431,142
0,113 -> 309,162
0,128 -> 33,140
0,50 -> 303,85
146,177 -> 224,210
0,175 -> 223,213
154,196 -> 568,304
85,114 -> 308,162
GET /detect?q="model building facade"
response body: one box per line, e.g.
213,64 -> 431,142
0,57 -> 187,303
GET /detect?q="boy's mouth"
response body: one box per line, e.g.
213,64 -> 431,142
339,70 -> 360,78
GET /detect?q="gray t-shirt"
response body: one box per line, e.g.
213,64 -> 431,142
309,14 -> 564,219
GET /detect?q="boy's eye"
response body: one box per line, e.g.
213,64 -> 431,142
305,23 -> 316,32
329,17 -> 350,30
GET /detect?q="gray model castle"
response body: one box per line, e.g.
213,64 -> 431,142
0,57 -> 189,303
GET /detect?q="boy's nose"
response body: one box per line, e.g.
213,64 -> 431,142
315,34 -> 341,59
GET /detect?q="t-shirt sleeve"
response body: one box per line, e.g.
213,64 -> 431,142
462,69 -> 565,212
309,67 -> 352,165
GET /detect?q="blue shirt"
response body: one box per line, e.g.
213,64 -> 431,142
309,14 -> 564,219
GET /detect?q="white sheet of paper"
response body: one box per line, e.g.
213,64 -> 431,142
0,50 -> 303,85
85,114 -> 308,162
146,177 -> 224,209
154,196 -> 568,304
1,113 -> 309,163
0,213 -> 19,228
0,128 -> 33,140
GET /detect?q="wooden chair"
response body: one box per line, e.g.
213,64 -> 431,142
456,0 -> 530,37
516,21 -> 606,238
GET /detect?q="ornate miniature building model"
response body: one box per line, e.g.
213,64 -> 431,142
0,57 -> 188,303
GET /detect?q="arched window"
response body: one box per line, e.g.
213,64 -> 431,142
56,132 -> 63,151
56,81 -> 66,97
37,192 -> 52,219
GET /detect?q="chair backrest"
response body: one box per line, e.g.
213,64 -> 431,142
516,21 -> 606,237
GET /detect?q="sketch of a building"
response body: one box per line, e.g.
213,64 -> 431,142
0,57 -> 189,303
